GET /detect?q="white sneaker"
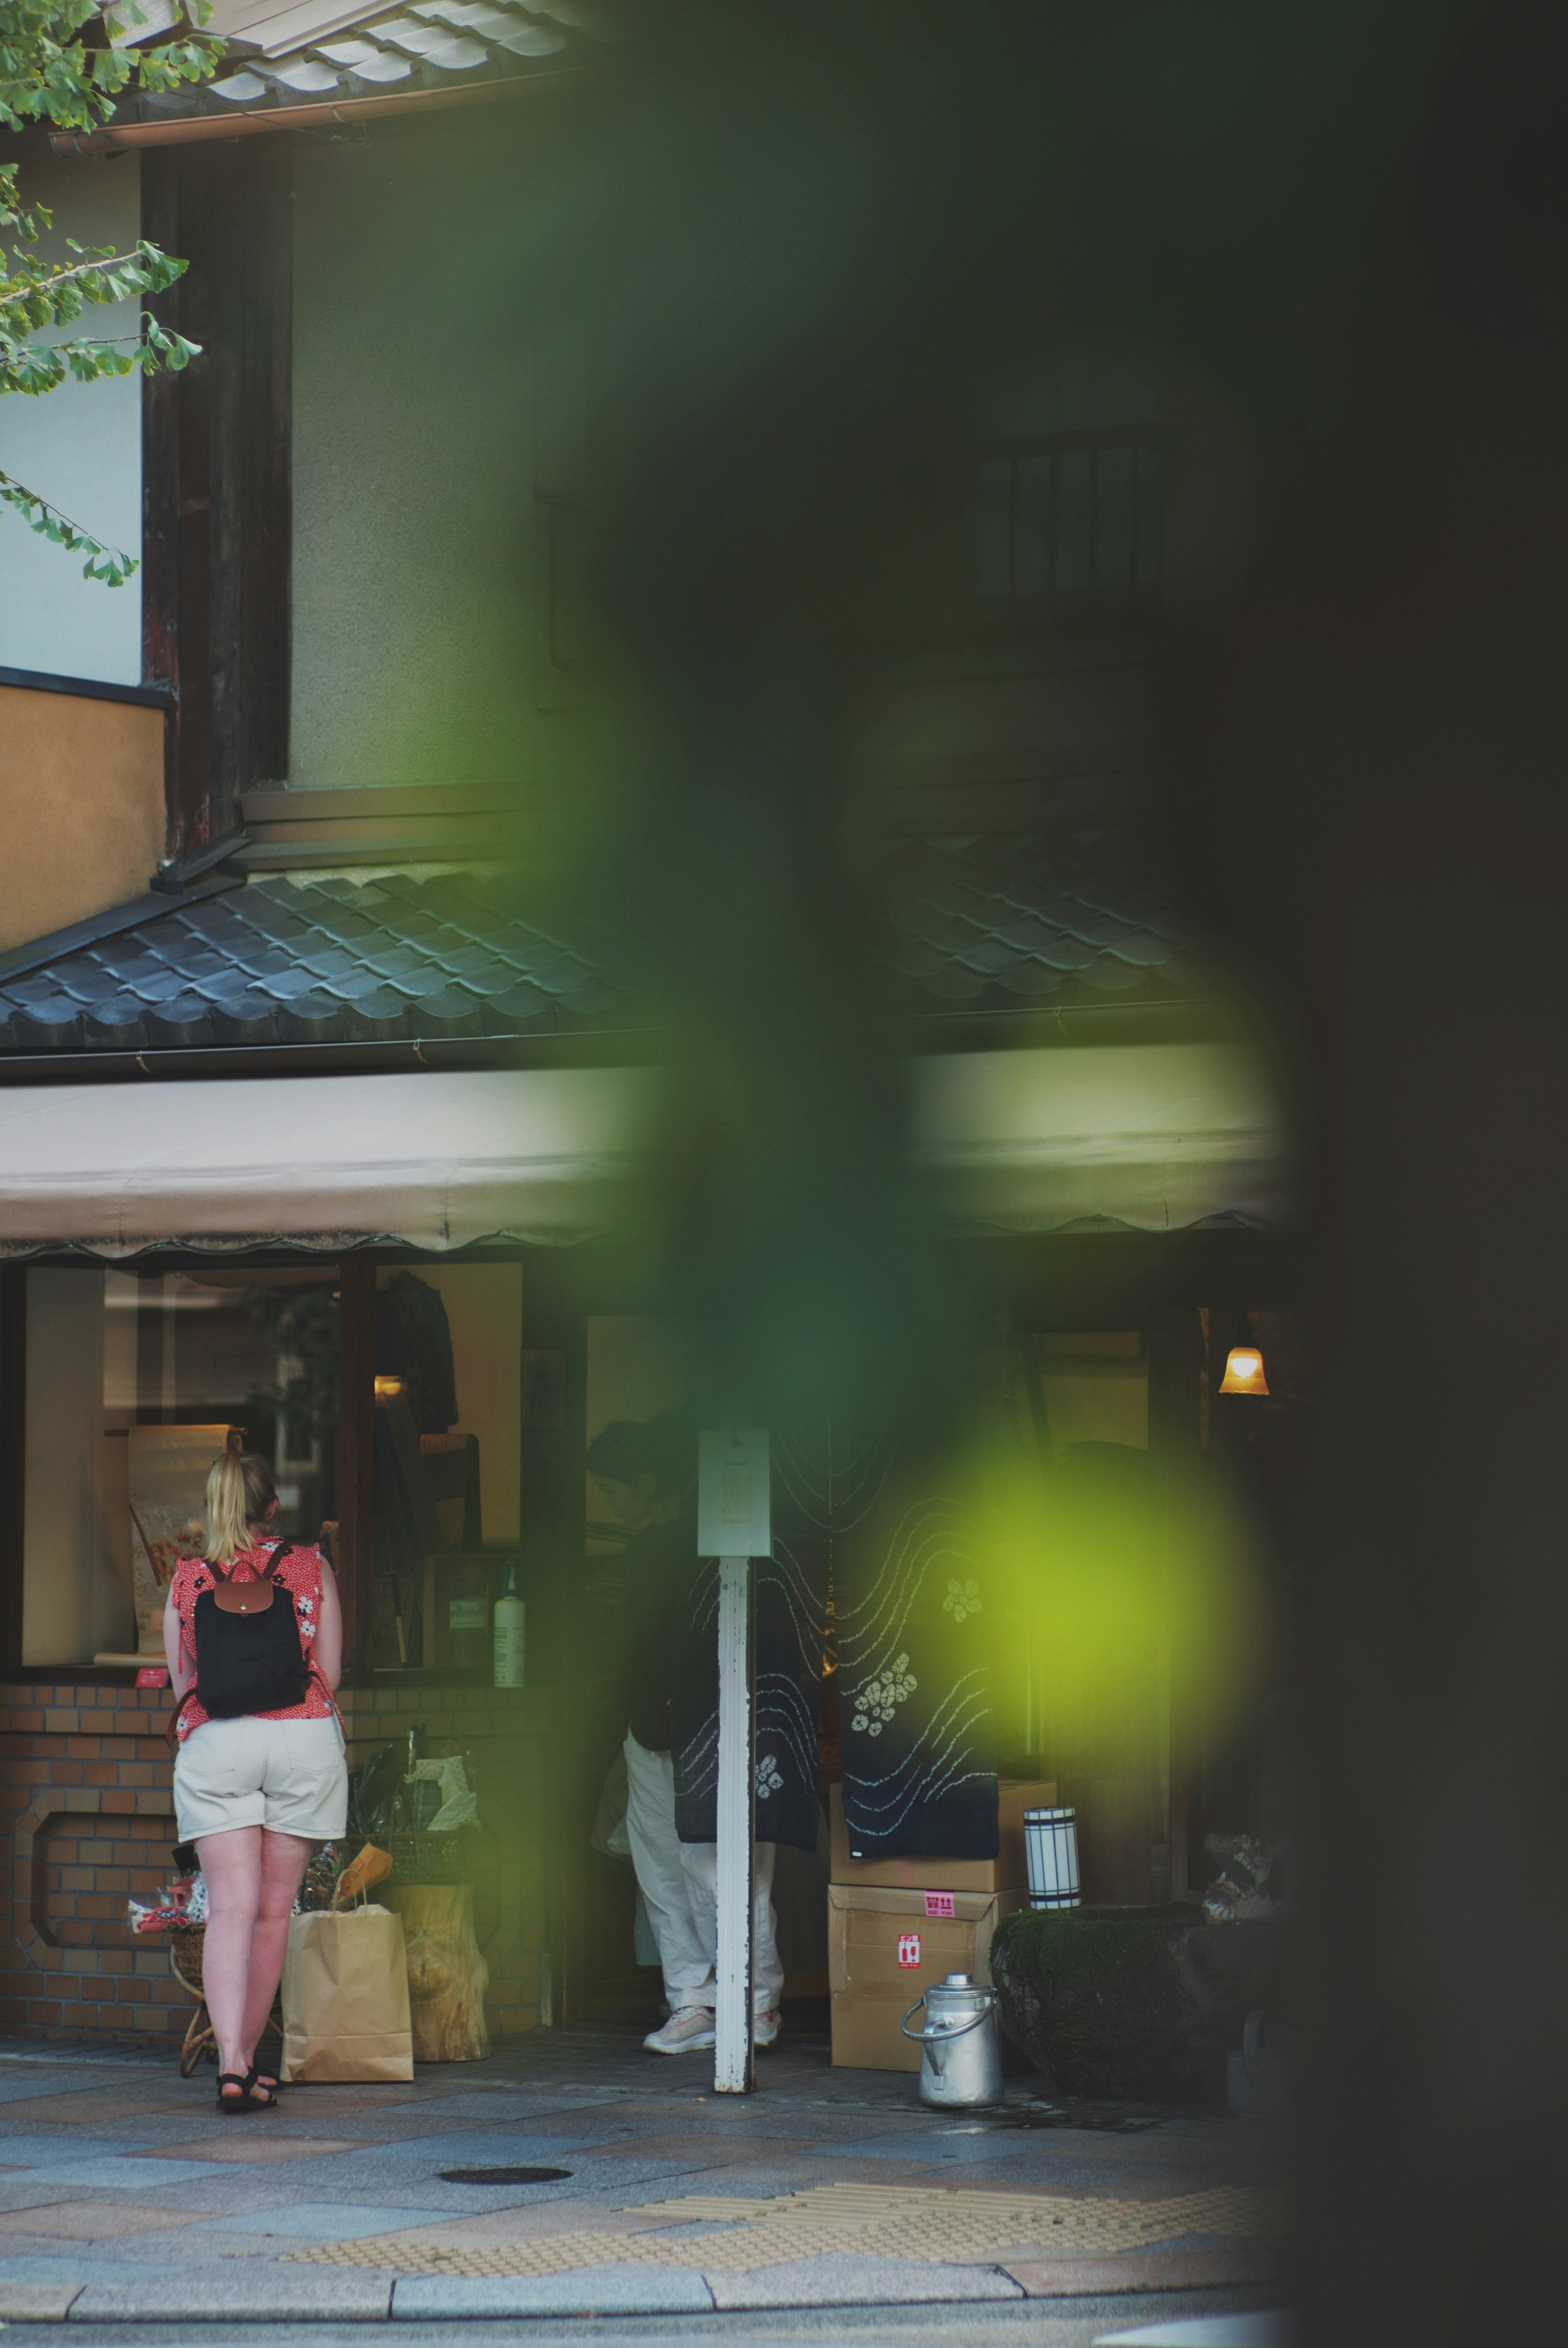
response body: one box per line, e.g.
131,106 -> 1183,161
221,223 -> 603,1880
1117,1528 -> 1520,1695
643,2006 -> 715,2054
752,2009 -> 781,2049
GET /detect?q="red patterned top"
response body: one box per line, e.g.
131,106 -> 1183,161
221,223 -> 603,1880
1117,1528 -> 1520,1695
169,1539 -> 333,1743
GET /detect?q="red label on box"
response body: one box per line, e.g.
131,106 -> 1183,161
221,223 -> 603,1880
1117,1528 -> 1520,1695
923,1891 -> 955,1919
135,1668 -> 169,1688
896,1931 -> 922,1969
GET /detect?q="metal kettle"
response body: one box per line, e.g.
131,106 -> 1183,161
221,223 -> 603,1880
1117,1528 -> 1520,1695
900,1971 -> 1003,2108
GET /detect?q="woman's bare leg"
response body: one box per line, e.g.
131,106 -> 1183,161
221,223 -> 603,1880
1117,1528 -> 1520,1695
241,1829 -> 312,2083
196,1828 -> 263,2100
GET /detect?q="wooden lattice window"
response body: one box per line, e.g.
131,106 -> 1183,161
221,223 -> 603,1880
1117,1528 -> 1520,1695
976,428 -> 1161,620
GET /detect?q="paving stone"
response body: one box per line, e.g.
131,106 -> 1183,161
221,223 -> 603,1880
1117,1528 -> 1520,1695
1006,2245 -> 1288,2297
1,2095 -> 199,2128
1094,2318 -> 1295,2346
0,2201 -> 213,2241
0,2278 -> 81,2319
390,2261 -> 714,2318
133,2135 -> 369,2166
356,2128 -> 625,2162
68,2265 -> 394,2322
0,2183 -> 122,2216
213,2202 -> 462,2240
704,2252 -> 1025,2308
372,2093 -> 621,2125
23,2159 -> 223,2191
0,2138 -> 162,2167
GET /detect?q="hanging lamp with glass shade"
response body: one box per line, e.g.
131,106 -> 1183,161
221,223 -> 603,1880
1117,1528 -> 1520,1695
1219,1343 -> 1269,1396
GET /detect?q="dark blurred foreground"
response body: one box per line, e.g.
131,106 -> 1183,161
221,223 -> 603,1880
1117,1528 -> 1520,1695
497,6 -> 1568,2342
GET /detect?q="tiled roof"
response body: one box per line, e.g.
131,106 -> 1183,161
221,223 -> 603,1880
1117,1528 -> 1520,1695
862,836 -> 1203,1015
101,0 -> 607,131
0,870 -> 627,1055
0,845 -> 1210,1064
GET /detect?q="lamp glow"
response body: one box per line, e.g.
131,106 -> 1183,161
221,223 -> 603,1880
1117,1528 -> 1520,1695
1218,1346 -> 1269,1397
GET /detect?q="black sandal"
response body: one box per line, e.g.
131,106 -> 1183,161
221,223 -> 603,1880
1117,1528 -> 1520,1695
242,2064 -> 281,2111
216,2072 -> 252,2115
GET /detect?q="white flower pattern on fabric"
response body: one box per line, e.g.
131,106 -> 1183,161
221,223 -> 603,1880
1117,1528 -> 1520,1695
851,1651 -> 918,1738
756,1754 -> 784,1800
943,1577 -> 982,1625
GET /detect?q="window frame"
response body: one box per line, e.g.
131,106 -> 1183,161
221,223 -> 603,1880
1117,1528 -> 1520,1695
974,422 -> 1163,631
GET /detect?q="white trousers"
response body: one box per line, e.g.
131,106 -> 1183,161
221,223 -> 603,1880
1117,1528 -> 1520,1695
623,1732 -> 784,2015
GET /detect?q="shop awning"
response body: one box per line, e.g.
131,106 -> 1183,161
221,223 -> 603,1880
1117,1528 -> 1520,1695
0,1067 -> 666,1257
907,1039 -> 1297,1235
0,1040 -> 1296,1258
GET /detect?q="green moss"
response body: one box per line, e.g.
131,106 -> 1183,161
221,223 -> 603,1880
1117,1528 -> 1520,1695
993,1906 -> 1185,1989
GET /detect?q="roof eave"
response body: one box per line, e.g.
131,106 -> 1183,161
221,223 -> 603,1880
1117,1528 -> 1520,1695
49,61 -> 579,155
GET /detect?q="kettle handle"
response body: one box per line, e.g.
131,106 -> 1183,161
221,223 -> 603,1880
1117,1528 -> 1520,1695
898,1995 -> 995,2046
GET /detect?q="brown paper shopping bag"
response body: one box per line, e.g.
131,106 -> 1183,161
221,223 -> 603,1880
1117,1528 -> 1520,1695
280,1903 -> 414,2082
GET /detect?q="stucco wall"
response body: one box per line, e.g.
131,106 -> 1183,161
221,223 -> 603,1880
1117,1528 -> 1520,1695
0,151 -> 143,688
290,131 -> 554,790
0,683 -> 164,953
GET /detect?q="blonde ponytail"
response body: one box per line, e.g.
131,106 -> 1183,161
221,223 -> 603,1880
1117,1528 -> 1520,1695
202,1451 -> 278,1566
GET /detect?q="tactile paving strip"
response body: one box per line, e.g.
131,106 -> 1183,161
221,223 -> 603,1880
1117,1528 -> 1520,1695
288,2181 -> 1287,2276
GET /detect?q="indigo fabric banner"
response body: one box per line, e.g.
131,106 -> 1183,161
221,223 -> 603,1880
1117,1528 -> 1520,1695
670,1410 -> 998,1858
671,1413 -> 832,1855
834,1443 -> 999,1863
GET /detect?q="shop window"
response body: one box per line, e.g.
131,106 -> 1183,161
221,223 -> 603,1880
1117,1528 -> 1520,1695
19,1267 -> 339,1670
368,1263 -> 522,1673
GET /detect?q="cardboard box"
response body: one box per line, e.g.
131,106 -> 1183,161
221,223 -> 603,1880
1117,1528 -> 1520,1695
828,1882 -> 1027,2072
829,1778 -> 1057,1894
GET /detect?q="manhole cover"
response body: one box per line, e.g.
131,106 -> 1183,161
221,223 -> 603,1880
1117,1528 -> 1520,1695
439,2166 -> 572,2186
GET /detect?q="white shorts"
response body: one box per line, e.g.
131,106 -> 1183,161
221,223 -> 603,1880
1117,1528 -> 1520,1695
173,1713 -> 348,1843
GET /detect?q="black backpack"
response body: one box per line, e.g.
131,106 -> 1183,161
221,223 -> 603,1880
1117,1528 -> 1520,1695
191,1544 -> 311,1721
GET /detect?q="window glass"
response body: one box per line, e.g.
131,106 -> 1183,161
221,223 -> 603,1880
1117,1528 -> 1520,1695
22,1267 -> 337,1669
368,1263 -> 522,1672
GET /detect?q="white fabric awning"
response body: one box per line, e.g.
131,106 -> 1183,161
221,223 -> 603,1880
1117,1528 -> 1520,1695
907,1040 -> 1297,1235
0,1066 -> 665,1256
0,1041 -> 1297,1258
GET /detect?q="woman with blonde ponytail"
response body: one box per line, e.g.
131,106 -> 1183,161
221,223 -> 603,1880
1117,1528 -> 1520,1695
164,1452 -> 345,2114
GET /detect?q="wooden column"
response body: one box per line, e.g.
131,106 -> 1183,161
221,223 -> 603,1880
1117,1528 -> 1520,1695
521,1262 -> 575,2024
141,140 -> 293,856
336,1255 -> 377,1677
1147,1308 -> 1206,1900
0,1268 -> 25,1675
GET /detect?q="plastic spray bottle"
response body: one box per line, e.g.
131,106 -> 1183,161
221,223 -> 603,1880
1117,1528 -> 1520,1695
492,1560 -> 525,1688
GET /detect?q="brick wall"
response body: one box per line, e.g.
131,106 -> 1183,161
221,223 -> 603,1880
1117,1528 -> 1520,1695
0,1679 -> 555,2048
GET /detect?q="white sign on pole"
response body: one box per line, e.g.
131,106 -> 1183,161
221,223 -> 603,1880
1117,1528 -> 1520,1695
697,1427 -> 771,1560
698,1427 -> 770,2095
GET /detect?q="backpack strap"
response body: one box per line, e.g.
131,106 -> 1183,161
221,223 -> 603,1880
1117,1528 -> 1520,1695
209,1541 -> 291,1587
165,1543 -> 307,1752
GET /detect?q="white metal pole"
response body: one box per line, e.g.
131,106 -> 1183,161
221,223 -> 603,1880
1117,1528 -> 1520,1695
713,1552 -> 755,2092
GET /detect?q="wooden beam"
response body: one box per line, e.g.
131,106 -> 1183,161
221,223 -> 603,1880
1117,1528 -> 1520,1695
140,147 -> 183,849
0,1268 -> 25,1674
336,1253 -> 377,1676
140,140 -> 294,856
242,139 -> 292,795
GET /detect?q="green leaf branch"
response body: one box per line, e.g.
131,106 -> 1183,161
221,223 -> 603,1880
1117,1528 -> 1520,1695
0,2 -> 221,138
1,5 -> 219,580
0,464 -> 138,580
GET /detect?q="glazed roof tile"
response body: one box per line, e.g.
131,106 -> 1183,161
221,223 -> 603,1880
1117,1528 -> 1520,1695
0,841 -> 1211,1064
100,0 -> 604,134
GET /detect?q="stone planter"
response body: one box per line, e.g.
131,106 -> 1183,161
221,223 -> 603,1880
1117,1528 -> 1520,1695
990,1904 -> 1286,2103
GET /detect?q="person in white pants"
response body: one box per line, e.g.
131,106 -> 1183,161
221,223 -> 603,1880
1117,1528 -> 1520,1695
623,1730 -> 784,2052
590,1411 -> 784,2055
